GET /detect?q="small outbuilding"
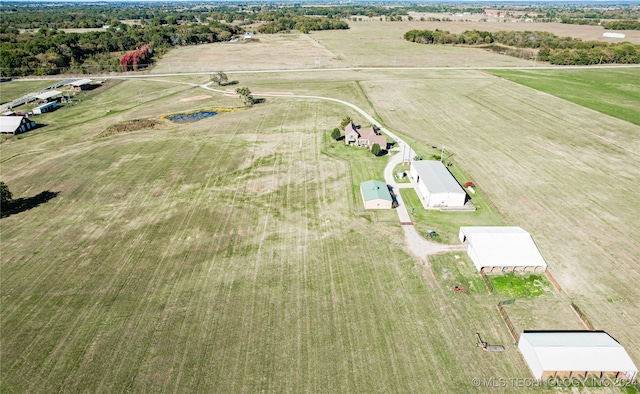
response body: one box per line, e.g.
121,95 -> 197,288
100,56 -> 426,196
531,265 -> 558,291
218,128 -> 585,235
409,160 -> 467,208
33,101 -> 57,114
0,115 -> 36,134
518,331 -> 638,381
459,226 -> 547,272
360,180 -> 393,209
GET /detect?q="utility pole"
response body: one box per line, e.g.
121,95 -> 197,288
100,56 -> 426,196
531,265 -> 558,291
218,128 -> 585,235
441,144 -> 445,162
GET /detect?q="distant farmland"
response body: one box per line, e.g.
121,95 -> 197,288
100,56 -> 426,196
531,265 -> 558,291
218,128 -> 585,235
489,68 -> 640,126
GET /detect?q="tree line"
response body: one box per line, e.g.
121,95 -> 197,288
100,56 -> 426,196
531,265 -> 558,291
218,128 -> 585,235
0,21 -> 242,77
258,15 -> 348,34
602,20 -> 640,30
404,29 -> 640,65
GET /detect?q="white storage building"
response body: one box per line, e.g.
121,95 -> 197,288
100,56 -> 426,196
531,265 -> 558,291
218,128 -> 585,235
409,160 -> 467,208
0,115 -> 36,135
458,226 -> 548,272
519,331 -> 638,381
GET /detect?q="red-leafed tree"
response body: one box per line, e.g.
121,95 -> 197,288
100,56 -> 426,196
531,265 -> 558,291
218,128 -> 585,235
120,44 -> 152,72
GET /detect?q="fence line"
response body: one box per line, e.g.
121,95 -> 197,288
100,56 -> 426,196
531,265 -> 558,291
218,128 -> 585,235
479,268 -> 493,294
497,304 -> 519,344
570,302 -> 595,331
544,269 -> 562,292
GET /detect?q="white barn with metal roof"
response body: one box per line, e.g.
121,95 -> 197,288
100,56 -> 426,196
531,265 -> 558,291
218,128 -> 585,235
409,160 -> 467,208
519,331 -> 638,381
0,115 -> 36,134
458,226 -> 547,272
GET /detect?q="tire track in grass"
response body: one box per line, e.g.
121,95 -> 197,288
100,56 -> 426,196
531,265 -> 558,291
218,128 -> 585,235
81,140 -> 185,388
219,105 -> 274,391
207,114 -> 257,392
131,116 -> 245,392
172,124 -> 254,392
118,141 -> 216,392
86,138 -> 194,392
193,109 -> 283,392
15,139 -> 167,392
186,119 -> 251,392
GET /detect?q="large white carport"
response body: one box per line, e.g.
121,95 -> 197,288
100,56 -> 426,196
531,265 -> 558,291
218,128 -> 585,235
458,226 -> 547,272
519,331 -> 638,381
34,90 -> 62,101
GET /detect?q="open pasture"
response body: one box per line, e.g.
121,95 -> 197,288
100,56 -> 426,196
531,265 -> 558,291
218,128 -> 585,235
227,66 -> 640,366
151,22 -> 535,74
490,68 -> 640,126
2,22 -> 640,391
501,296 -> 590,335
151,18 -> 640,74
400,14 -> 640,44
343,68 -> 640,360
2,77 -> 537,392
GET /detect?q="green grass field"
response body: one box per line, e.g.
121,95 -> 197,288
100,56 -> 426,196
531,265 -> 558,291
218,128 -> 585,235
489,273 -> 551,298
2,29 -> 640,392
489,68 -> 640,126
1,77 -> 533,392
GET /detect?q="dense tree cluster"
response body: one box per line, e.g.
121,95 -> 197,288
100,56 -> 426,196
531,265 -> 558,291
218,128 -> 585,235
0,21 -> 242,77
258,15 -> 349,34
1,2 -> 639,77
0,4 -> 203,29
602,20 -> 640,30
404,29 -> 640,65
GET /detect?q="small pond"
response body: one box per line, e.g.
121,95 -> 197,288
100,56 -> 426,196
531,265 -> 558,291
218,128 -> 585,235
167,110 -> 217,124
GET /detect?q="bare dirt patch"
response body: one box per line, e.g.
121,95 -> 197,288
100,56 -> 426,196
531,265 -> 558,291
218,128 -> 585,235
179,95 -> 212,102
98,119 -> 167,137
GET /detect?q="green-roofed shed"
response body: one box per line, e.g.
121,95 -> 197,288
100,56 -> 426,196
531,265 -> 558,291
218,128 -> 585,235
360,180 -> 393,209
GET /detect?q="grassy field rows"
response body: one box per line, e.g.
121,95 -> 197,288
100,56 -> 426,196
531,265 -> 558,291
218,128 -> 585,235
349,69 -> 640,363
489,68 -> 640,126
2,32 -> 640,391
2,83 -> 532,392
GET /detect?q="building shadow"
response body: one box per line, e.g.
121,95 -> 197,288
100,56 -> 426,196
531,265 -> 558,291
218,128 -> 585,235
1,190 -> 59,218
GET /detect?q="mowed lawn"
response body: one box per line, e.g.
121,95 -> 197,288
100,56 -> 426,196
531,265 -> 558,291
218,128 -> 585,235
1,79 -> 529,392
489,68 -> 640,126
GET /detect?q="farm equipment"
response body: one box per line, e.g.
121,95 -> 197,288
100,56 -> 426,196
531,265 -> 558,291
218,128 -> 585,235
453,285 -> 467,293
426,230 -> 438,238
475,333 -> 505,352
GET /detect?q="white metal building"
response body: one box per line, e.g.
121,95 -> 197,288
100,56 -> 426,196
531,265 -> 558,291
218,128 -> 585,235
458,226 -> 548,272
0,115 -> 36,134
409,160 -> 466,208
519,331 -> 638,381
